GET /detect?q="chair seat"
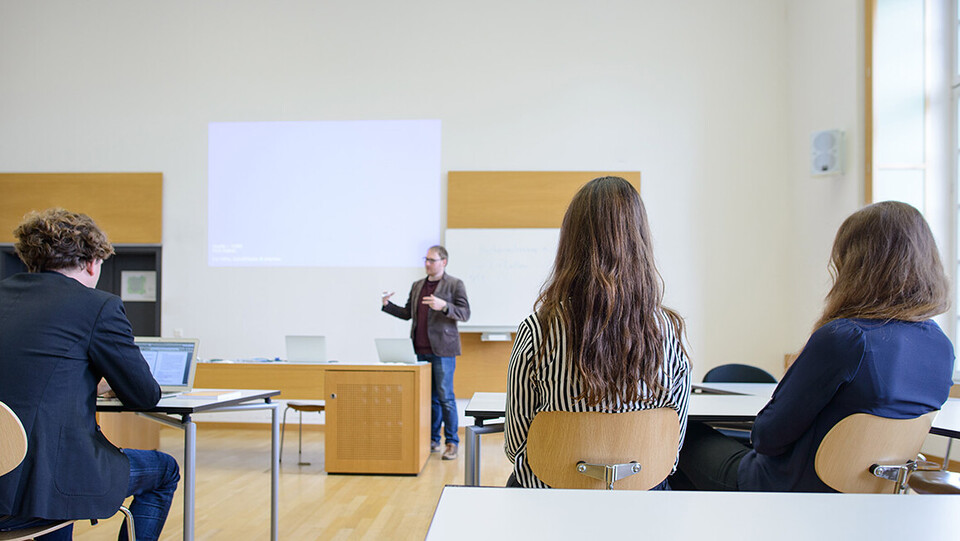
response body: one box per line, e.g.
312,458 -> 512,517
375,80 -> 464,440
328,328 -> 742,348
286,401 -> 325,412
908,470 -> 960,494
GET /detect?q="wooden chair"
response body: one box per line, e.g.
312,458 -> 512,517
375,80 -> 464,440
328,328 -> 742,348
526,408 -> 680,490
280,400 -> 326,465
814,411 -> 938,493
0,401 -> 135,541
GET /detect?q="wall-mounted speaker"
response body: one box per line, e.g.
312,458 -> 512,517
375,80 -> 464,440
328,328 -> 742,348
811,129 -> 844,176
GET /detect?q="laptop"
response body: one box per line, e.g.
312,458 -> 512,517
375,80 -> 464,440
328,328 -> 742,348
375,338 -> 418,364
285,335 -> 327,362
136,337 -> 200,397
97,337 -> 199,404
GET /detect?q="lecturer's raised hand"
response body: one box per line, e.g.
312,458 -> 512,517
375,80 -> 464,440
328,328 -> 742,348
422,294 -> 448,312
382,291 -> 395,306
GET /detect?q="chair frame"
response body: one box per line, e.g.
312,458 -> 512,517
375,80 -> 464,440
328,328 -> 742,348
280,400 -> 326,465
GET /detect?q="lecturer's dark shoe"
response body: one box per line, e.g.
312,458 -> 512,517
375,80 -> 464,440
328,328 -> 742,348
431,441 -> 442,452
442,443 -> 458,460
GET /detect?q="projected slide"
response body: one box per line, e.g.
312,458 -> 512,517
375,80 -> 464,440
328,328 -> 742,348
208,119 -> 442,267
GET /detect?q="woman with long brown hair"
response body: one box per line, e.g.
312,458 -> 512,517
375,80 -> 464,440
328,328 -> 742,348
677,201 -> 955,491
504,176 -> 691,488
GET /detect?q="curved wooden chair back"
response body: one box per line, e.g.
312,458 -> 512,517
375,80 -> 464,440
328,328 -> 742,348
815,411 -> 937,493
526,408 -> 680,490
0,401 -> 27,477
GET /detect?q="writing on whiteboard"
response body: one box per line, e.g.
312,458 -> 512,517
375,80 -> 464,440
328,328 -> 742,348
445,228 -> 559,331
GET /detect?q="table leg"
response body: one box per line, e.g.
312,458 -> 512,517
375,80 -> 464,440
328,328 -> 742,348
183,416 -> 196,541
464,423 -> 504,487
271,403 -> 280,541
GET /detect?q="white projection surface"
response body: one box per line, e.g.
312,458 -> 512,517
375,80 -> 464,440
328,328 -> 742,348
208,120 -> 441,267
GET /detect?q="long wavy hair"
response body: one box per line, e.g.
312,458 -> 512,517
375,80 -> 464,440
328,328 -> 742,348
814,201 -> 949,330
535,176 -> 686,406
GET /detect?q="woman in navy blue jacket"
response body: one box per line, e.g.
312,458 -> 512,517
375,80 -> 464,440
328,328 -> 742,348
677,201 -> 955,491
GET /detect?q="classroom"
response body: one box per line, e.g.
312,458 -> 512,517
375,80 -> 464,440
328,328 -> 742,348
0,1 -> 958,540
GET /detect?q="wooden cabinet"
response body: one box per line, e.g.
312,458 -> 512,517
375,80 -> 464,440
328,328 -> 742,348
97,412 -> 161,450
324,364 -> 430,475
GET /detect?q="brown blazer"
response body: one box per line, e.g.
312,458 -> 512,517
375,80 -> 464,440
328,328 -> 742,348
382,273 -> 470,356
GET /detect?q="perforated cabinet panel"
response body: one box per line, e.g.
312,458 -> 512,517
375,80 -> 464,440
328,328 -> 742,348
324,366 -> 430,474
335,383 -> 404,460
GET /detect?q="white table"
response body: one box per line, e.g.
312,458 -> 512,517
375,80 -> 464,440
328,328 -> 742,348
465,384 -> 960,486
98,389 -> 281,541
427,486 -> 960,540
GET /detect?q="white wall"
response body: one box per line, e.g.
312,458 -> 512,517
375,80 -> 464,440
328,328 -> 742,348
783,0 -> 865,352
0,0 -> 866,380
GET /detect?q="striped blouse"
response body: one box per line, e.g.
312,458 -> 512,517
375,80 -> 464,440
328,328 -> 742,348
504,310 -> 691,488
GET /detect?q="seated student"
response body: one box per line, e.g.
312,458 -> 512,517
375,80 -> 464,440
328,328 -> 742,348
504,177 -> 691,488
677,201 -> 955,492
0,209 -> 180,541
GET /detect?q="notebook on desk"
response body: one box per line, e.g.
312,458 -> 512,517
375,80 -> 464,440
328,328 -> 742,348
375,338 -> 418,364
98,337 -> 199,404
285,335 -> 327,362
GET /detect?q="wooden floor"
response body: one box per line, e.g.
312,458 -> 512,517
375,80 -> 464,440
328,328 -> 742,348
73,426 -> 514,540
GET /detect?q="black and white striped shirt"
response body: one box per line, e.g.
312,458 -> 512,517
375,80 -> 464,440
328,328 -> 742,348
504,311 -> 691,488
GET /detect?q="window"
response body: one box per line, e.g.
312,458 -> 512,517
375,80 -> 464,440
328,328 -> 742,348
868,1 -> 956,361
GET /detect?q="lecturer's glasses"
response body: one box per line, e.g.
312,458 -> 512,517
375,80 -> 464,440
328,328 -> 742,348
423,257 -> 443,263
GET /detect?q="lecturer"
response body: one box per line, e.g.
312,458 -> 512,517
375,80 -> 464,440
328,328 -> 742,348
382,245 -> 470,460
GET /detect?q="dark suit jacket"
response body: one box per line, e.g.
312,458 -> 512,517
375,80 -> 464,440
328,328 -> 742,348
382,273 -> 470,356
0,272 -> 160,520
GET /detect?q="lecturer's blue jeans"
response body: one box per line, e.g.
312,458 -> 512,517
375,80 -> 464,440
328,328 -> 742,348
0,449 -> 178,541
418,354 -> 459,445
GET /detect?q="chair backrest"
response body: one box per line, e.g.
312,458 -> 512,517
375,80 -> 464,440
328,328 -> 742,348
0,401 -> 27,477
703,363 -> 777,383
526,408 -> 680,490
814,411 -> 937,493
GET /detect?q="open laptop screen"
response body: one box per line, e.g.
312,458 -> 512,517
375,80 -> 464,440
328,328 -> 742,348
135,337 -> 199,392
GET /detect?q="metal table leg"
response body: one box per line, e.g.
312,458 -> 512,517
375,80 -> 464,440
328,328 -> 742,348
464,422 -> 504,486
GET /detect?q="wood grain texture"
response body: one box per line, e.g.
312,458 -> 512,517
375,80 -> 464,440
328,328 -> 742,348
324,364 -> 430,474
97,412 -> 161,450
526,409 -> 679,490
454,332 -> 514,396
194,362 -> 326,401
0,173 -> 162,243
814,411 -> 936,493
447,171 -> 640,228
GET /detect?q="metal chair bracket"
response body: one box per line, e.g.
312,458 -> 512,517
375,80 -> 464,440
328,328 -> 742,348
576,461 -> 641,489
869,457 -> 940,493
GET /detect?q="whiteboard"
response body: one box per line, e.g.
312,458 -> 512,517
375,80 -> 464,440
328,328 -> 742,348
445,228 -> 559,331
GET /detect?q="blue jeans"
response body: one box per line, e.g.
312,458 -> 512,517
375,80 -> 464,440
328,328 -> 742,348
122,449 -> 180,541
0,449 -> 179,541
418,354 -> 459,445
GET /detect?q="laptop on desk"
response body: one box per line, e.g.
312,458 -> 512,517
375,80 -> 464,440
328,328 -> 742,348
138,337 -> 200,397
375,338 -> 418,364
285,335 -> 327,362
97,337 -> 199,405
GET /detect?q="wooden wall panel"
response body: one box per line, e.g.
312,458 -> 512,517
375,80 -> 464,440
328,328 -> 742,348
454,333 -> 516,396
447,171 -> 641,228
0,173 -> 162,243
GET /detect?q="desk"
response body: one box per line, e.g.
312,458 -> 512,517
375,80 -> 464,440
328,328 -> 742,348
426,486 -> 960,540
464,387 -> 960,486
98,389 -> 281,541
